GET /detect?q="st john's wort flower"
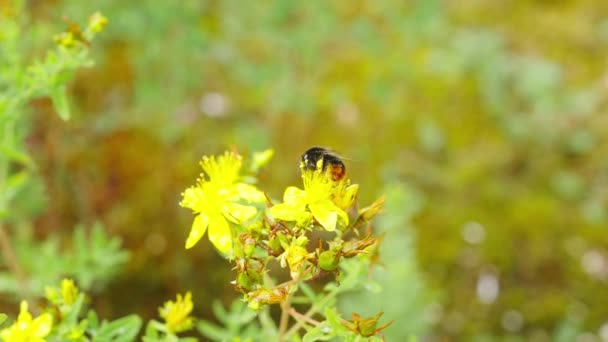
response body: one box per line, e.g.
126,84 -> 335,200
180,152 -> 265,255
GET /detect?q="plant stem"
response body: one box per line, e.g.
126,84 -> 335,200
0,224 -> 26,282
283,287 -> 340,338
0,223 -> 31,308
288,307 -> 321,327
258,306 -> 278,339
277,290 -> 293,341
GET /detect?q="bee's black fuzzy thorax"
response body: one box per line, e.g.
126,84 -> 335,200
300,146 -> 346,181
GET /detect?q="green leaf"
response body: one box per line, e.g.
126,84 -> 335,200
324,308 -> 350,337
93,315 -> 142,342
0,313 -> 7,325
302,322 -> 335,342
228,300 -> 257,328
50,85 -> 70,120
3,171 -> 30,203
87,310 -> 99,329
299,282 -> 317,302
211,300 -> 228,323
249,149 -> 274,173
197,320 -> 231,340
142,320 -> 167,341
62,294 -> 86,326
0,145 -> 34,168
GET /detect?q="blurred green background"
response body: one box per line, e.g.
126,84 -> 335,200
10,0 -> 608,340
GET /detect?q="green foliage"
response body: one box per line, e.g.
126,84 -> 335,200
2,0 -> 606,340
0,279 -> 141,342
0,4 -> 104,220
339,182 -> 434,340
197,301 -> 262,341
0,7 -> 139,342
0,223 -> 128,298
90,314 -> 142,342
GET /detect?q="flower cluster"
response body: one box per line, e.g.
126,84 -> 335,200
180,148 -> 384,312
54,12 -> 108,48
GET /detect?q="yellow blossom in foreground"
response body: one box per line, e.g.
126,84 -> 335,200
45,278 -> 79,306
180,152 -> 265,254
159,292 -> 194,334
270,160 -> 357,231
0,301 -> 52,342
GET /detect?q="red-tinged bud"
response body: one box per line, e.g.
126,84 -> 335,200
239,233 -> 257,257
233,258 -> 264,293
342,235 -> 377,258
342,311 -> 393,337
247,286 -> 289,311
355,197 -> 385,225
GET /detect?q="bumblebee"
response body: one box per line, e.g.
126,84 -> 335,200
300,146 -> 346,182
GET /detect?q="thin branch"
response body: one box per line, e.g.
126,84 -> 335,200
0,224 -> 26,284
283,287 -> 339,338
0,223 -> 36,312
288,307 -> 321,327
277,291 -> 293,341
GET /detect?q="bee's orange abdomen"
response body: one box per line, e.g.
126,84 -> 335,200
326,163 -> 346,182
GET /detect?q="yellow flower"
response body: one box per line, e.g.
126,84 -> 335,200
0,301 -> 52,342
159,292 -> 194,334
88,12 -> 108,33
280,244 -> 310,280
180,152 -> 265,254
45,278 -> 79,306
54,32 -> 75,48
61,279 -> 79,305
270,161 -> 357,231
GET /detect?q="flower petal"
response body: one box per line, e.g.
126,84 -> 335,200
233,183 -> 265,203
283,186 -> 306,204
334,183 -> 359,210
185,213 -> 209,249
180,187 -> 204,211
208,215 -> 233,255
222,202 -> 258,223
310,200 -> 348,231
31,313 -> 52,338
270,203 -> 306,222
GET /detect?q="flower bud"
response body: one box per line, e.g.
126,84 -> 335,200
342,235 -> 377,258
268,235 -> 282,254
236,272 -> 257,292
355,197 -> 385,225
246,287 -> 288,311
239,233 -> 257,258
233,258 -> 264,292
318,250 -> 341,271
342,311 -> 393,337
